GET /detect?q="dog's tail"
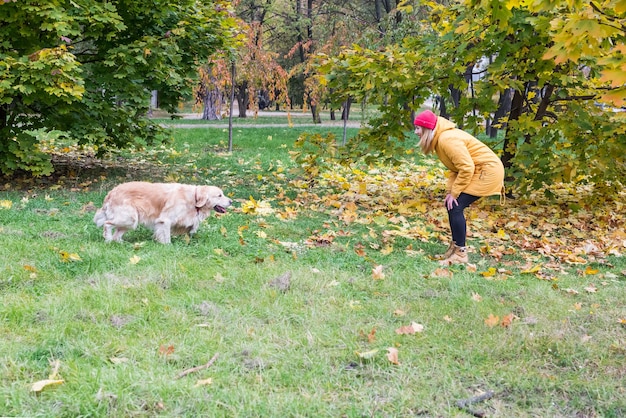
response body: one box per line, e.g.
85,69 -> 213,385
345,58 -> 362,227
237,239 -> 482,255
93,204 -> 108,227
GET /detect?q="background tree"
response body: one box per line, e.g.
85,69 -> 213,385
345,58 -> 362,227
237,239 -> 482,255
0,0 -> 236,175
196,21 -> 290,119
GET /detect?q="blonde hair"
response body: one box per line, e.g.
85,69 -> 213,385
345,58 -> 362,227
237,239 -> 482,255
418,128 -> 435,154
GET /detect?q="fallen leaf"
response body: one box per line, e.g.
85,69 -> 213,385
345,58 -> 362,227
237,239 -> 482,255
485,314 -> 500,328
472,292 -> 482,302
372,265 -> 385,280
31,379 -> 64,392
386,347 -> 400,365
395,322 -> 424,335
367,327 -> 376,343
480,267 -> 497,277
431,267 -> 452,278
109,357 -> 129,364
500,313 -> 516,328
521,264 -> 542,274
194,378 -> 214,387
129,255 -> 141,264
355,349 -> 379,360
584,284 -> 597,293
158,344 -> 175,356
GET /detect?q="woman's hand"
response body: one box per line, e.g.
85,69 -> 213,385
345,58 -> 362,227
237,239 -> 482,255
444,193 -> 458,210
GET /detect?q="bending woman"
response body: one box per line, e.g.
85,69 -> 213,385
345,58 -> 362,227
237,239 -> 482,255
413,110 -> 505,265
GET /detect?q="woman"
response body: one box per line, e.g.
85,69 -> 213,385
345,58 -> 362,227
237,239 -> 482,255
413,110 -> 505,265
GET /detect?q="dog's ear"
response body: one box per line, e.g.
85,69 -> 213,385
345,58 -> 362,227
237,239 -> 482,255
195,187 -> 210,208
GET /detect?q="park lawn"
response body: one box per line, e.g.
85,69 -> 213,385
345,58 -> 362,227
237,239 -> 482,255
0,125 -> 625,417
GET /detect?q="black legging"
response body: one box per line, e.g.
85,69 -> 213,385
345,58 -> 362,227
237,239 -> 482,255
448,192 -> 480,247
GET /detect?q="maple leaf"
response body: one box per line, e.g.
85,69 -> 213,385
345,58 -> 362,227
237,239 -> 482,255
584,284 -> 597,293
484,314 -> 500,328
500,313 -> 517,328
395,322 -> 424,335
372,265 -> 385,280
480,267 -> 497,277
158,344 -> 175,356
367,327 -> 376,343
386,347 -> 400,365
241,196 -> 274,215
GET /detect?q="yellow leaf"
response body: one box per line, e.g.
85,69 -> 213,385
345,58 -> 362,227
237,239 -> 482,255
59,251 -> 81,262
0,200 -> 12,209
194,378 -> 214,387
31,379 -> 64,392
129,255 -> 141,264
355,349 -> 379,360
584,266 -> 599,275
521,264 -> 541,274
380,245 -> 393,255
480,267 -> 497,277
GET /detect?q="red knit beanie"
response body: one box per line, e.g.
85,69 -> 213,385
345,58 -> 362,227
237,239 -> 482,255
413,110 -> 438,130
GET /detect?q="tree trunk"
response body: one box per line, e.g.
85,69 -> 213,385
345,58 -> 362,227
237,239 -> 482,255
202,87 -> 223,120
0,104 -> 7,131
501,84 -> 526,173
341,97 -> 352,121
236,81 -> 249,118
487,88 -> 514,138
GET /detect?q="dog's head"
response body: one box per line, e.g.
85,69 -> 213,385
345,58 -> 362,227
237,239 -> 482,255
195,186 -> 232,214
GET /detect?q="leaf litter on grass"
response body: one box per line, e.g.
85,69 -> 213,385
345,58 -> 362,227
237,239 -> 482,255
1,132 -> 626,416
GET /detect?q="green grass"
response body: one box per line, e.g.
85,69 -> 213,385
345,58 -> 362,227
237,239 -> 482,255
1,125 -> 625,417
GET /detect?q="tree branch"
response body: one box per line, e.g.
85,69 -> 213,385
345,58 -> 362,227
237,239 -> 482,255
174,353 -> 219,379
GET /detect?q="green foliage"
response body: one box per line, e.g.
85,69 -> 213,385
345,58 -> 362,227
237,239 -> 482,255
0,0 -> 237,175
0,130 -> 56,176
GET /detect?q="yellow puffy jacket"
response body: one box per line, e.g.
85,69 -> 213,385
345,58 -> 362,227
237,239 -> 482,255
432,117 -> 505,199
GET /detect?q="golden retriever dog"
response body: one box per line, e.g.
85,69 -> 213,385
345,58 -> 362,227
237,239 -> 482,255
93,181 -> 232,243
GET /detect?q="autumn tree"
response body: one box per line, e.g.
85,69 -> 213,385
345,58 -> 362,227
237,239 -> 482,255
315,0 -> 625,199
0,0 -> 237,176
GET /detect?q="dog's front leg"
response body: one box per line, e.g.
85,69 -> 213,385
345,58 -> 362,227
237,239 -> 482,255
154,219 -> 172,244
